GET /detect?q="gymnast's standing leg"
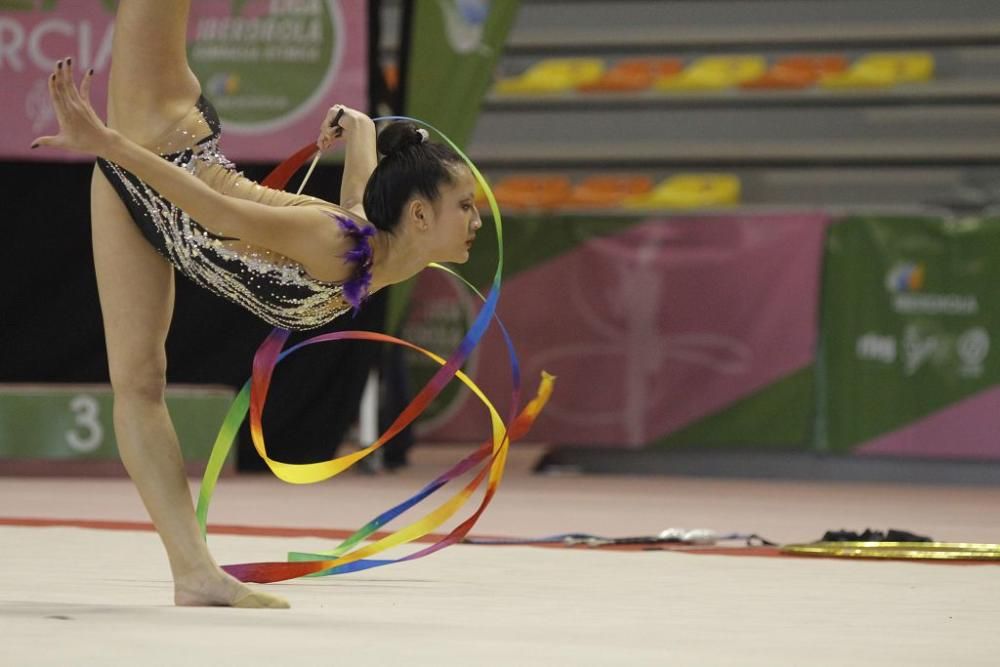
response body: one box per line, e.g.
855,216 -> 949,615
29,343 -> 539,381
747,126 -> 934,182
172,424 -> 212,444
89,0 -> 287,608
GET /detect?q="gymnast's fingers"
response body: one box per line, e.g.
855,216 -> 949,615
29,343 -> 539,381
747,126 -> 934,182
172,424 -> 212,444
49,70 -> 71,123
30,134 -> 59,149
43,63 -> 75,147
37,74 -> 65,148
323,104 -> 343,126
47,67 -> 65,115
51,60 -> 70,108
330,106 -> 345,128
61,58 -> 83,113
79,68 -> 95,106
56,57 -> 71,97
330,107 -> 345,135
63,58 -> 86,109
64,57 -> 80,100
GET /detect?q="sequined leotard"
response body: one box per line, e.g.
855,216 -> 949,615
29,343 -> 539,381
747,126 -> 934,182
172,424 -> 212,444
97,96 -> 369,330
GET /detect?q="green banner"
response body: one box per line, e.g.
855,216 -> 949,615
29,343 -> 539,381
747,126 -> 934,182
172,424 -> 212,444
0,385 -> 235,464
405,0 -> 520,148
655,367 -> 816,450
188,0 -> 339,127
817,216 -> 1000,453
388,1 -> 521,333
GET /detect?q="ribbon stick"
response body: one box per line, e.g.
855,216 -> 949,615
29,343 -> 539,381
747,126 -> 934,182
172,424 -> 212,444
195,116 -> 553,583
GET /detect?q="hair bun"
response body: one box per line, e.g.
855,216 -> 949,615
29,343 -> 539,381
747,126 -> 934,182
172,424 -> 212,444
377,121 -> 428,157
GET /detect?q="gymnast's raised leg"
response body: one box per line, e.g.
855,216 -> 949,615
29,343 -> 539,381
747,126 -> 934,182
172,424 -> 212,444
90,0 -> 287,608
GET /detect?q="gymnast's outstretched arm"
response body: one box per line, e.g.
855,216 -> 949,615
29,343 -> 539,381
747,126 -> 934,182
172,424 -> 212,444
35,60 -> 358,283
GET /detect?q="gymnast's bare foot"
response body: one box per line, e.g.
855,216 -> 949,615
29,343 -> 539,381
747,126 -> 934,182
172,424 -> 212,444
174,567 -> 289,609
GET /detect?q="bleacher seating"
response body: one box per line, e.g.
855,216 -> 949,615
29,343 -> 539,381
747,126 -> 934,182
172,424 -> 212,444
489,174 -> 573,209
569,175 -> 654,207
483,172 -> 741,211
820,52 -> 935,89
381,0 -> 1000,213
493,51 -> 937,96
624,173 -> 741,209
741,55 -> 849,90
652,55 -> 767,91
494,58 -> 605,94
577,58 -> 683,93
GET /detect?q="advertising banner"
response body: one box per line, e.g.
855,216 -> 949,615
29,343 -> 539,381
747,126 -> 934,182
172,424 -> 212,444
818,216 -> 1000,459
405,0 -> 520,149
0,384 -> 234,465
404,213 -> 828,447
818,217 -> 1000,458
384,0 -> 521,334
1,0 -> 366,161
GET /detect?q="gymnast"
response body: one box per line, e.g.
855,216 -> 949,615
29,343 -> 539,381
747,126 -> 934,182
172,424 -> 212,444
32,0 -> 482,608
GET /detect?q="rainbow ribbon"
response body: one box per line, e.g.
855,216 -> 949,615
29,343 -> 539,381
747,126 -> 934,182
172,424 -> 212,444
194,118 -> 554,584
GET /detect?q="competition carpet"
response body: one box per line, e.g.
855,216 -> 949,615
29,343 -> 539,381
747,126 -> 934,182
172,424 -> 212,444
2,446 -> 999,666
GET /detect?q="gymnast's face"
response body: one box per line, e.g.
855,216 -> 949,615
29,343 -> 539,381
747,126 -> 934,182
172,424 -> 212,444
425,165 -> 482,264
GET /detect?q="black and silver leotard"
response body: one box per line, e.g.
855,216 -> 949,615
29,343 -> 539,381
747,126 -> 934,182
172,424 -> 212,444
96,96 -> 370,330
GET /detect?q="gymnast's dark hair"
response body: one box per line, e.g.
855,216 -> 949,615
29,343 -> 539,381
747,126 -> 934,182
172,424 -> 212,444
362,121 -> 465,233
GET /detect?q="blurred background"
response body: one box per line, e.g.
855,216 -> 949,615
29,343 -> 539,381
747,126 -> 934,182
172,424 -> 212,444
2,0 -> 1000,483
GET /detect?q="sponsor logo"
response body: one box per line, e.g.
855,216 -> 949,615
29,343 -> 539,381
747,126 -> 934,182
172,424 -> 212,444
188,0 -> 343,131
885,261 -> 978,316
207,72 -> 242,98
855,333 -> 896,363
902,325 -> 942,376
885,261 -> 925,293
437,0 -> 491,55
957,326 -> 990,378
855,327 -> 989,379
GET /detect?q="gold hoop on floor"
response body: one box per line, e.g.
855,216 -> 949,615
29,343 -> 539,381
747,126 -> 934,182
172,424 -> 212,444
781,541 -> 1000,561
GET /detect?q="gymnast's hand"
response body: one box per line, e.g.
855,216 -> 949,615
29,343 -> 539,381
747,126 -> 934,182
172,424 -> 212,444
317,104 -> 373,151
31,58 -> 114,157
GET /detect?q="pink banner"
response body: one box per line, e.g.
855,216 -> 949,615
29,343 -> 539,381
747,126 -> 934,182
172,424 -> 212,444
856,386 -> 1000,460
1,0 -> 366,161
408,214 -> 830,447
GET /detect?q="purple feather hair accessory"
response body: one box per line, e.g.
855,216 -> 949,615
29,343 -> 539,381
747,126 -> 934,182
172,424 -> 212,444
331,214 -> 375,314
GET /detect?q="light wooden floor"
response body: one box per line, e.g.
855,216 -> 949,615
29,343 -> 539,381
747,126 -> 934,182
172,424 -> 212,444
2,445 -> 1000,666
